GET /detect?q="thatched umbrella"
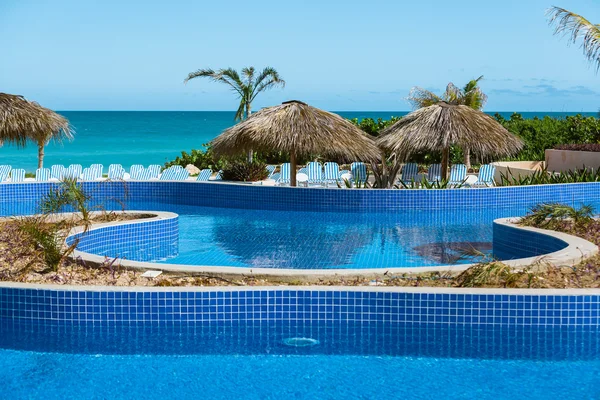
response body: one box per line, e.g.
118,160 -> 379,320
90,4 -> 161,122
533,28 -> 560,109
377,102 -> 523,180
212,100 -> 381,186
0,93 -> 73,168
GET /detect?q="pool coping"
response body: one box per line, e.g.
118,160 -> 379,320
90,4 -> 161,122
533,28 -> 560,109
1,281 -> 600,294
65,212 -> 599,278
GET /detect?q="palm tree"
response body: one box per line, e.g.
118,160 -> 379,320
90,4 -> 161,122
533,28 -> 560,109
184,67 -> 285,161
547,7 -> 600,71
407,77 -> 488,169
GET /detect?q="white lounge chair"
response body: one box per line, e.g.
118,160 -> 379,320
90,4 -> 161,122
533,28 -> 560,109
10,169 -> 25,182
427,164 -> 442,183
148,165 -> 162,179
108,164 -> 125,180
51,165 -> 65,180
35,168 -> 51,182
129,165 -> 144,180
351,162 -> 367,185
324,162 -> 340,186
306,161 -> 324,185
473,164 -> 496,187
65,164 -> 83,180
449,164 -> 467,186
81,167 -> 96,181
90,164 -> 103,179
196,169 -> 213,181
0,165 -> 12,182
400,163 -> 419,184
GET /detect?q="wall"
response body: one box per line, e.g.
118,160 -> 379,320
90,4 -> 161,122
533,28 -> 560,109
546,149 -> 600,173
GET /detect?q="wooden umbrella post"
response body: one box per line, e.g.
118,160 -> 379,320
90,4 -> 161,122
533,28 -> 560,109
441,147 -> 450,181
290,151 -> 297,187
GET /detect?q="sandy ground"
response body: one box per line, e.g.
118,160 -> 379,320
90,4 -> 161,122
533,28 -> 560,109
0,216 -> 599,289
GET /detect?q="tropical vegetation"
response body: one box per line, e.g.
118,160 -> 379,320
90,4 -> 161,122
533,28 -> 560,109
184,67 -> 285,162
406,76 -> 488,168
547,7 -> 600,70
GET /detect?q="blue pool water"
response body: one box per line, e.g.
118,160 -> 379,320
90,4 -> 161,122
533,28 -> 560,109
153,205 -> 500,268
0,320 -> 598,399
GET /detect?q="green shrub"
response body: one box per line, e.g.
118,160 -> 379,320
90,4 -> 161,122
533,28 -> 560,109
164,144 -> 223,171
220,159 -> 269,182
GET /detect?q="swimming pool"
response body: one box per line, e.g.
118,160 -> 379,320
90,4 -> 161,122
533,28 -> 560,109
1,286 -> 599,399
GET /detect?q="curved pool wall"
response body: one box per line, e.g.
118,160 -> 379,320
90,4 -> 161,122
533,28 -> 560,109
66,212 -> 179,263
0,284 -> 598,359
1,180 -> 600,215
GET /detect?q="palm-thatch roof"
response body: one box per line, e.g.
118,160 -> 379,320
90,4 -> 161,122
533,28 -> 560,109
0,93 -> 73,147
377,102 -> 523,160
212,100 -> 381,161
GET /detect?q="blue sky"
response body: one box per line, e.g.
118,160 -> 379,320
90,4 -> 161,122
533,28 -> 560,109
1,0 -> 599,111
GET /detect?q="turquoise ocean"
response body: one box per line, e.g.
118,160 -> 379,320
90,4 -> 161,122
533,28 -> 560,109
0,111 -> 596,171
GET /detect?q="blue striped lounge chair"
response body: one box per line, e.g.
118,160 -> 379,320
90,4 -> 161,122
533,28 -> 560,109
400,163 -> 419,183
324,162 -> 340,185
277,163 -> 291,185
266,165 -> 276,179
35,168 -> 51,182
147,165 -> 162,179
473,164 -> 496,187
51,165 -> 65,180
81,168 -> 96,181
108,164 -> 125,180
129,164 -> 144,180
449,164 -> 467,186
65,164 -> 83,180
11,169 -> 25,183
129,165 -> 144,180
427,164 -> 442,183
196,169 -> 212,181
0,165 -> 12,182
213,170 -> 223,180
159,166 -> 180,180
90,164 -> 103,179
351,162 -> 367,185
173,168 -> 189,181
306,162 -> 324,184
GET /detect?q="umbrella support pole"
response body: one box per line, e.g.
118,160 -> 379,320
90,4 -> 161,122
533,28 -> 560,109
441,147 -> 450,181
290,152 -> 297,187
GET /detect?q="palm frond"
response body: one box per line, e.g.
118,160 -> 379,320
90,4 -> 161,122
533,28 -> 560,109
241,67 -> 255,85
250,67 -> 285,100
463,75 -> 484,93
406,87 -> 442,110
443,83 -> 462,104
547,6 -> 600,70
184,68 -> 245,97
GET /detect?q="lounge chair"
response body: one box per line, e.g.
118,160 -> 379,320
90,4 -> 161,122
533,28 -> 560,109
473,164 -> 496,187
266,165 -> 276,179
81,168 -> 96,181
90,164 -> 103,179
427,164 -> 442,183
213,170 -> 223,180
51,165 -> 65,180
108,164 -> 125,180
324,162 -> 340,186
173,169 -> 189,181
129,164 -> 144,180
35,168 -> 51,182
306,161 -> 324,184
351,162 -> 367,185
10,169 -> 25,183
147,165 -> 162,179
277,163 -> 291,185
400,163 -> 419,183
0,165 -> 12,182
449,164 -> 467,186
196,169 -> 213,181
65,164 -> 83,179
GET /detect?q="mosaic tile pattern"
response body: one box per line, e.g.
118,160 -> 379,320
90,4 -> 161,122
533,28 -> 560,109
0,180 -> 600,215
493,221 -> 569,260
66,216 -> 179,262
1,288 -> 598,327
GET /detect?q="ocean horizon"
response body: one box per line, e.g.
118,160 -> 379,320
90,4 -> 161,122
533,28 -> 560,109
1,110 -> 597,171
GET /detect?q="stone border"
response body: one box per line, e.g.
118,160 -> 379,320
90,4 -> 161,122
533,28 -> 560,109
66,213 -> 599,278
2,280 -> 600,294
